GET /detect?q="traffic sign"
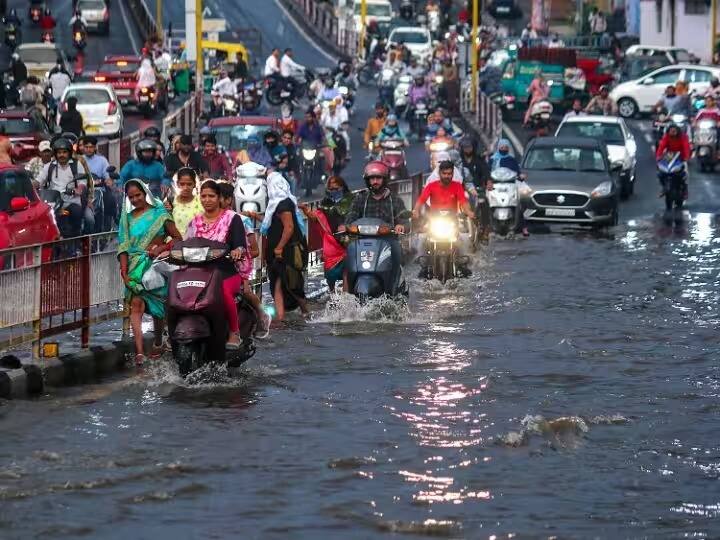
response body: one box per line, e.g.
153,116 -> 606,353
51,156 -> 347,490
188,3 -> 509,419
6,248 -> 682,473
202,18 -> 226,32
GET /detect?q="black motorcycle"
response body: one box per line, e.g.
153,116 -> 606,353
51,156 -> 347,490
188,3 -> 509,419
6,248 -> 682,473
300,140 -> 323,197
657,152 -> 687,226
265,68 -> 314,106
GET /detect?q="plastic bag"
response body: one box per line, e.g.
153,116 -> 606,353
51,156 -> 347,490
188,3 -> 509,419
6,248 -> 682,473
141,259 -> 178,291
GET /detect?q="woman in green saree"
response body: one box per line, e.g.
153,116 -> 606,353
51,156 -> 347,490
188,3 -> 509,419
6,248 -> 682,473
118,180 -> 183,365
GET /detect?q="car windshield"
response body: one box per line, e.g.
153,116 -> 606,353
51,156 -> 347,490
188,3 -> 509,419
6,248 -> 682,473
391,31 -> 428,44
0,118 -> 35,135
557,122 -> 625,145
0,170 -> 36,212
524,146 -> 607,173
78,0 -> 105,8
214,125 -> 269,151
674,49 -> 691,62
99,60 -> 139,73
19,47 -> 58,64
354,3 -> 391,16
65,88 -> 111,104
624,59 -> 669,80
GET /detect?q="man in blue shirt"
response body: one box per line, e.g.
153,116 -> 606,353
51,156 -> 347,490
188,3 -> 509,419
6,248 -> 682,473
296,109 -> 325,147
81,136 -> 110,182
119,139 -> 168,197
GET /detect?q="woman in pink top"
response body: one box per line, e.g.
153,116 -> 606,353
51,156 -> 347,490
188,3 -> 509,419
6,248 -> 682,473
524,71 -> 549,126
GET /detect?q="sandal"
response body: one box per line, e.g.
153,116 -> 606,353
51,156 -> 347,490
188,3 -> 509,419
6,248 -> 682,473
134,354 -> 146,367
149,341 -> 164,359
226,333 -> 241,350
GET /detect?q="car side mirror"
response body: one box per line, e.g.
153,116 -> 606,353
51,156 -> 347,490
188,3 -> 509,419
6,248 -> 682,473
10,196 -> 30,212
642,77 -> 654,85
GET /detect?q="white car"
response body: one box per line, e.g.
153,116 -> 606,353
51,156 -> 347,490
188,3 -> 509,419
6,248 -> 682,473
609,64 -> 720,118
352,0 -> 393,33
387,26 -> 433,63
59,83 -> 123,139
16,43 -> 71,81
555,115 -> 637,198
625,45 -> 692,64
76,0 -> 110,35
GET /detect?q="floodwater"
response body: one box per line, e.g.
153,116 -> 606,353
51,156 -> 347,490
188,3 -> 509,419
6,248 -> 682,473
2,214 -> 720,539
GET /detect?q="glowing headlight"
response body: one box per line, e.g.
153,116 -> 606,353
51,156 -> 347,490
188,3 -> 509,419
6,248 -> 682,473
302,149 -> 317,160
382,69 -> 394,78
429,142 -> 450,152
435,75 -> 443,84
428,216 -> 457,241
699,119 -> 717,130
671,114 -> 687,124
338,86 -> 349,95
591,181 -> 613,198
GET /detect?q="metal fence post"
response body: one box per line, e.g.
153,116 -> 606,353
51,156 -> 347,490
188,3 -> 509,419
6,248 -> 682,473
81,236 -> 90,349
31,244 -> 42,360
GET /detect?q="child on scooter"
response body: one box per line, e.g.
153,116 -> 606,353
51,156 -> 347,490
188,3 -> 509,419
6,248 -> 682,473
164,167 -> 202,237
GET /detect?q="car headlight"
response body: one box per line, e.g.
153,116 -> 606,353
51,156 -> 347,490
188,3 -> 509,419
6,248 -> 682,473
591,181 -> 613,198
302,149 -> 317,160
428,216 -> 457,241
518,182 -> 532,196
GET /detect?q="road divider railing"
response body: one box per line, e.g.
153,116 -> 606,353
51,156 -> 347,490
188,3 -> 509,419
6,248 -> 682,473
128,0 -> 161,42
460,80 -> 503,150
0,172 -> 425,358
285,0 -> 358,59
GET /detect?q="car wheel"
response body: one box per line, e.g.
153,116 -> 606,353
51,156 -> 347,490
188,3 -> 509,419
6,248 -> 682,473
612,206 -> 619,226
617,97 -> 638,119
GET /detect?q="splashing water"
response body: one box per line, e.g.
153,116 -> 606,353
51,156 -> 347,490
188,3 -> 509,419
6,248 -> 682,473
312,292 -> 415,324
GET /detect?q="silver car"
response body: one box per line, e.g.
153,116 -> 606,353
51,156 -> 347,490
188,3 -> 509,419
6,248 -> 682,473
77,0 -> 110,35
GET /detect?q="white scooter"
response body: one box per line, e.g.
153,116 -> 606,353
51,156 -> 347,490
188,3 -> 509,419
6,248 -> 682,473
486,167 -> 520,236
394,74 -> 412,116
234,162 -> 268,213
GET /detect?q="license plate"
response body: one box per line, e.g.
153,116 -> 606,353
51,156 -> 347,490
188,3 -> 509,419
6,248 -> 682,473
116,89 -> 131,96
280,91 -> 291,98
497,6 -> 510,12
139,96 -> 149,102
545,208 -> 575,217
85,125 -> 100,133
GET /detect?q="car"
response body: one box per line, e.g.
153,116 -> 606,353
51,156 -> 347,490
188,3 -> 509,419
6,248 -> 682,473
520,136 -> 620,227
76,0 -> 110,34
0,165 -> 59,254
16,42 -> 71,81
94,55 -> 169,111
208,116 -> 281,163
58,83 -> 123,138
387,26 -> 433,63
351,0 -> 393,33
488,0 -> 520,18
619,54 -> 672,83
0,110 -> 54,163
609,64 -> 720,118
625,45 -> 692,64
555,115 -> 637,198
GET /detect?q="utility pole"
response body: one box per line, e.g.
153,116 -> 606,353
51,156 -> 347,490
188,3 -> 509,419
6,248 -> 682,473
712,0 -> 718,63
196,0 -> 203,90
359,0 -> 367,59
470,0 -> 479,110
156,0 -> 163,43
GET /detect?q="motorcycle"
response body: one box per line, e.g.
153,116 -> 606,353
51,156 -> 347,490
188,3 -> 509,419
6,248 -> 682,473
694,118 -> 718,172
417,210 -> 471,284
325,127 -> 348,174
393,74 -> 412,116
410,100 -> 429,139
221,94 -> 238,116
264,67 -> 313,106
72,28 -> 86,51
137,85 -> 158,118
657,152 -> 687,226
167,237 -> 257,377
234,162 -> 268,213
378,67 -> 398,107
239,79 -> 262,112
39,178 -> 88,239
341,217 -> 409,301
427,136 -> 455,170
486,167 -> 520,236
379,139 -> 408,182
300,141 -> 323,197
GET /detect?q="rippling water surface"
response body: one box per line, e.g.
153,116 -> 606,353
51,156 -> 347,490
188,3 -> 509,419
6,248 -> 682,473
2,216 -> 720,539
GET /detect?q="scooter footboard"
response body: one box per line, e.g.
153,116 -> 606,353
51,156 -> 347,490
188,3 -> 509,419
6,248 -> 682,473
354,275 -> 385,298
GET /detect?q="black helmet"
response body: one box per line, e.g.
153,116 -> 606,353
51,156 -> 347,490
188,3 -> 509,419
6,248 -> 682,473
144,126 -> 161,139
712,77 -> 720,88
666,123 -> 680,135
460,137 -> 475,151
51,137 -> 73,153
135,138 -> 157,159
60,132 -> 78,145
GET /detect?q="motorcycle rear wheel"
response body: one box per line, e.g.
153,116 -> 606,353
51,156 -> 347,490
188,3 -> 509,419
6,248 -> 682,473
175,342 -> 202,377
265,87 -> 283,106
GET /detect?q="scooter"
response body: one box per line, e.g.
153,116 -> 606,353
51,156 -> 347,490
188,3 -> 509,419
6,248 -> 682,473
167,237 -> 257,377
341,216 -> 408,301
657,152 -> 687,226
72,28 -> 86,51
137,85 -> 158,118
378,67 -> 397,107
528,99 -> 553,134
379,139 -> 408,181
393,74 -> 412,116
39,179 -> 87,238
416,210 -> 471,284
694,118 -> 718,172
234,161 -> 268,213
410,100 -> 429,139
486,167 -> 520,236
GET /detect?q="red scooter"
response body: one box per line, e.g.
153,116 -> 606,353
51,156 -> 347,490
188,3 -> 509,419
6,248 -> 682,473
167,237 -> 257,377
379,138 -> 408,182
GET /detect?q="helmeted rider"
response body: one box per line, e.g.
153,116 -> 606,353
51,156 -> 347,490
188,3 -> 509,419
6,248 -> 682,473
143,126 -> 165,160
39,8 -> 56,31
69,9 -> 88,33
407,74 -> 432,123
118,139 -> 168,196
655,123 -> 690,199
584,85 -> 618,116
334,63 -> 358,92
377,113 -> 408,145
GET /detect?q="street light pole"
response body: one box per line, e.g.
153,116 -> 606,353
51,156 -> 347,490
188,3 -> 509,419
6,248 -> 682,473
196,0 -> 203,92
156,0 -> 163,43
471,0 -> 479,110
712,0 -> 718,63
359,0 -> 367,59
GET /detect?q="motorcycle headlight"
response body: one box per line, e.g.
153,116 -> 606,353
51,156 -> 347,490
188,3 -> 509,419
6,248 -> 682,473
435,75 -> 443,84
699,119 -> 716,130
338,86 -> 349,95
428,216 -> 457,241
428,141 -> 450,152
182,246 -> 210,262
671,114 -> 687,124
591,181 -> 613,198
382,69 -> 394,78
302,149 -> 317,160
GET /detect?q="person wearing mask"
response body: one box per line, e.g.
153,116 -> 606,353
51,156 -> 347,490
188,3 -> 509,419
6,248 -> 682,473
120,139 -> 168,195
202,134 -> 232,180
259,172 -> 309,321
118,179 -> 182,365
334,63 -> 358,92
704,77 -> 720,99
378,113 -> 408,145
489,138 -> 528,236
272,147 -> 297,194
264,47 -> 281,78
263,130 -> 281,155
26,140 -> 53,181
164,134 -> 209,178
321,100 -> 348,132
426,108 -> 455,139
37,137 -> 91,236
10,53 -> 27,85
135,57 -> 157,101
524,71 -> 549,126
280,48 -> 305,95
236,134 -> 273,169
143,126 -> 165,160
584,85 -> 618,116
364,102 -> 387,149
59,96 -> 84,137
459,137 -> 491,237
299,175 -> 353,293
563,98 -> 586,119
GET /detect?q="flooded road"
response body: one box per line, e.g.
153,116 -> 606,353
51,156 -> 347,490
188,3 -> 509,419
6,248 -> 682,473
3,212 -> 720,538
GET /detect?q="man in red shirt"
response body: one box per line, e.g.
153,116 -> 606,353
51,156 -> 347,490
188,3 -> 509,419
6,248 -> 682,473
694,96 -> 720,125
655,124 -> 691,162
412,160 -> 476,219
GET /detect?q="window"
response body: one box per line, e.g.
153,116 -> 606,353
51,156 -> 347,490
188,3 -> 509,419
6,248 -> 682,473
649,69 -> 681,84
18,47 -> 59,64
523,147 -> 606,174
65,89 -> 111,105
685,0 -> 708,15
99,61 -> 139,74
390,30 -> 429,44
353,3 -> 391,17
0,118 -> 34,135
687,69 -> 713,83
214,125 -> 270,151
557,122 -> 625,145
0,171 -> 36,212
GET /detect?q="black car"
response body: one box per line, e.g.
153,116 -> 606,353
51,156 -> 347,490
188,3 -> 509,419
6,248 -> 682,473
489,0 -> 520,18
520,137 -> 620,227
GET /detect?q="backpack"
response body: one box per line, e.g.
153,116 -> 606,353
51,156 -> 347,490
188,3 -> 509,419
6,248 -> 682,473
45,160 -> 79,190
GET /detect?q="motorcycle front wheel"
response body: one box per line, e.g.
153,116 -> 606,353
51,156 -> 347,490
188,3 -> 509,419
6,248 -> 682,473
265,86 -> 283,106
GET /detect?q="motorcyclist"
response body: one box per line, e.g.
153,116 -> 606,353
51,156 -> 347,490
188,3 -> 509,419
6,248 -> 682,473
119,139 -> 168,196
704,77 -> 720,99
459,137 -> 491,236
426,108 -> 455,139
321,99 -> 349,132
37,137 -> 91,237
403,56 -> 426,79
280,47 -> 305,95
377,114 -> 409,145
143,125 -> 165,160
407,74 -> 432,124
4,8 -> 20,26
383,49 -> 406,72
563,98 -> 586,119
523,71 -> 549,126
584,85 -> 618,116
212,69 -> 237,97
655,123 -> 690,198
263,47 -> 281,78
694,95 -> 720,124
489,139 -> 528,236
342,161 -> 407,234
317,72 -> 340,104
135,57 -> 157,102
412,159 -> 476,220
334,63 -> 358,92
363,101 -> 387,150
68,9 -> 87,33
654,85 -> 680,115
48,60 -> 71,112
10,53 -> 27,85
202,134 -> 232,180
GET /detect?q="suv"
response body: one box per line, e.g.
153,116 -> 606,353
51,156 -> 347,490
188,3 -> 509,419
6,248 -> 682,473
76,0 -> 110,34
94,55 -> 169,110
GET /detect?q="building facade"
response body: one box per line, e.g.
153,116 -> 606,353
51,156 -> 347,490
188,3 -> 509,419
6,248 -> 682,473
640,0 -> 717,62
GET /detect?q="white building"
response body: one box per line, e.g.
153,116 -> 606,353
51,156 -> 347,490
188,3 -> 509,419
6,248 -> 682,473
640,0 -> 719,62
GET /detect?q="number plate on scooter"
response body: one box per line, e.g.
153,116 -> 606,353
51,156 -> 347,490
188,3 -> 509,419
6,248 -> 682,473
177,280 -> 206,288
280,91 -> 291,98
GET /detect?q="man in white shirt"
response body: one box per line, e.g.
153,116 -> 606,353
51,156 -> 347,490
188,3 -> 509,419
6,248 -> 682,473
321,100 -> 351,156
280,48 -> 305,78
212,70 -> 237,97
264,48 -> 281,77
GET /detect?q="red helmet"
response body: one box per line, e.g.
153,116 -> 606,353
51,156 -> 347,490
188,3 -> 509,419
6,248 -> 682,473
363,160 -> 390,180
